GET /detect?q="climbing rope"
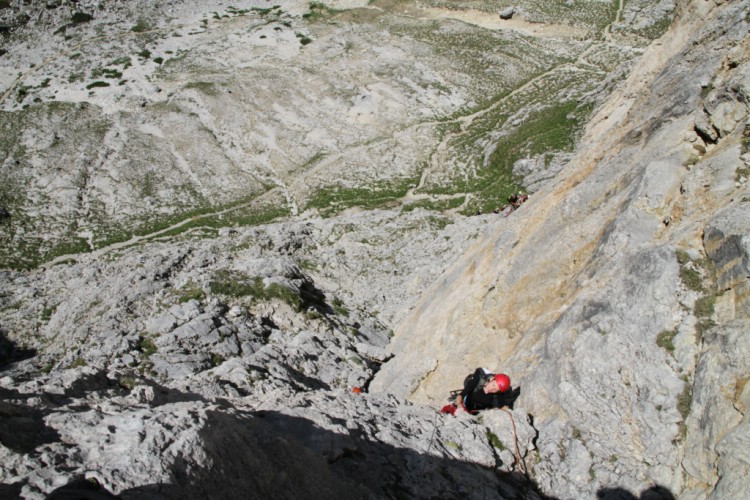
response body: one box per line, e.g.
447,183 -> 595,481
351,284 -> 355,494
426,410 -> 440,456
501,407 -> 527,475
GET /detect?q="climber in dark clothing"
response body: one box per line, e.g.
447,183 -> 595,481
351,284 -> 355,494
442,368 -> 518,415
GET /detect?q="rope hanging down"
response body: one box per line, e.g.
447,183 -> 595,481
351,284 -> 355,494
501,408 -> 527,475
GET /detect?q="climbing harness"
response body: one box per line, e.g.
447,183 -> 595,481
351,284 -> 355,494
501,407 -> 527,475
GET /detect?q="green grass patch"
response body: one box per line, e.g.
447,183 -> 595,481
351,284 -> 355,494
71,12 -> 94,24
118,376 -> 138,390
694,295 -> 715,318
209,271 -> 303,310
735,165 -> 750,182
41,305 -> 57,322
109,56 -> 132,69
86,81 -> 110,90
305,177 -> 417,217
486,430 -> 506,450
677,380 -> 693,420
332,297 -> 349,317
457,100 -> 590,214
302,2 -> 339,22
91,68 -> 123,80
178,283 -> 206,303
635,15 -> 673,40
139,336 -> 158,357
656,329 -> 676,353
184,81 -> 220,96
676,250 -> 704,292
131,18 -> 152,33
69,357 -> 87,368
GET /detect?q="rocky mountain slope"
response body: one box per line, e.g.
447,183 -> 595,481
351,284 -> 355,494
1,0 -> 748,499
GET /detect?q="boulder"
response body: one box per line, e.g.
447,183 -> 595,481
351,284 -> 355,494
499,7 -> 515,20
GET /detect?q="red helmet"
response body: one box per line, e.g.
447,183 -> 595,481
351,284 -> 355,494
494,373 -> 511,392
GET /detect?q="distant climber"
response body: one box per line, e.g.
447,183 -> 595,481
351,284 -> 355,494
493,193 -> 529,217
441,368 -> 519,415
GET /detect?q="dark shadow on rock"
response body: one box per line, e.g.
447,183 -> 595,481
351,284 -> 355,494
0,327 -> 36,371
46,477 -> 120,500
0,481 -> 25,499
119,407 -> 556,500
597,485 -> 676,500
0,398 -> 61,453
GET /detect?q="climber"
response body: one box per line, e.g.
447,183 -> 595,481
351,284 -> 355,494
493,193 -> 529,217
441,367 -> 518,415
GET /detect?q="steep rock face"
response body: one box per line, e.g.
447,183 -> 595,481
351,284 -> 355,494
372,0 -> 750,497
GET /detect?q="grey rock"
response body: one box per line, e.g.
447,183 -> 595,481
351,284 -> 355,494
499,7 -> 515,20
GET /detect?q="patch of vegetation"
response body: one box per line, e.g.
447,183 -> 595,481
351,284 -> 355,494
694,295 -> 715,318
86,81 -> 110,90
676,250 -> 704,292
332,297 -> 349,317
139,336 -> 158,357
486,430 -> 506,450
636,15 -> 673,41
143,201 -> 289,240
735,165 -> 750,183
227,6 -> 251,16
299,36 -> 313,46
251,5 -> 282,17
91,67 -> 123,80
131,18 -> 152,33
153,57 -> 164,65
211,354 -> 225,367
70,357 -> 87,368
694,295 -> 717,341
460,100 -> 591,215
71,12 -> 94,24
40,305 -> 57,322
302,2 -> 339,22
305,177 -> 417,217
109,56 -> 132,68
118,376 -> 138,390
184,81 -> 220,96
656,329 -> 677,353
138,49 -> 151,59
677,380 -> 693,420
209,271 -> 303,310
178,283 -> 206,303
